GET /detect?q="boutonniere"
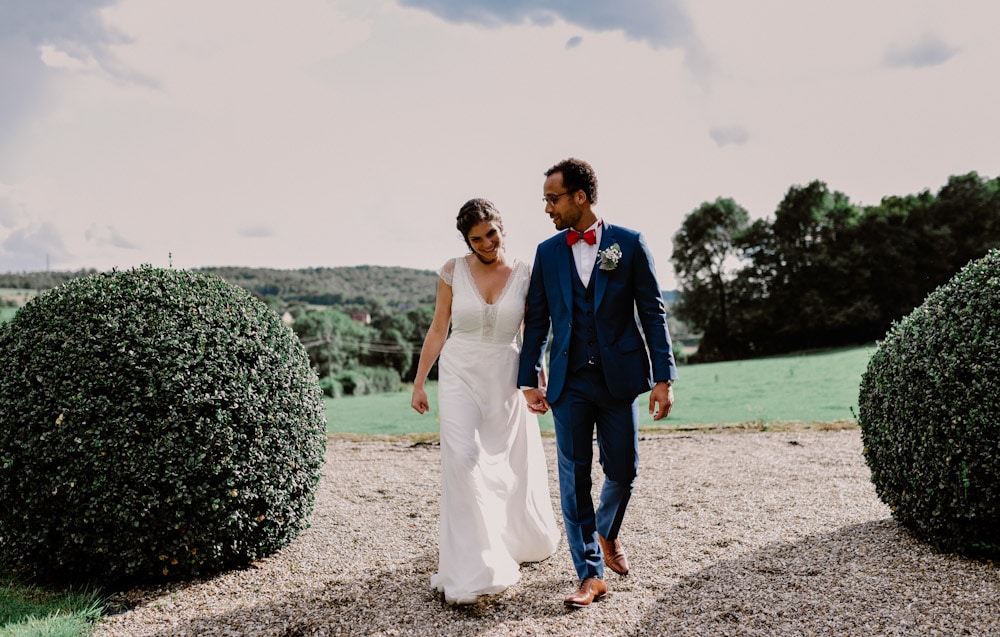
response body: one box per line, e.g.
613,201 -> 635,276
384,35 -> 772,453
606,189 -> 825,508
598,243 -> 622,271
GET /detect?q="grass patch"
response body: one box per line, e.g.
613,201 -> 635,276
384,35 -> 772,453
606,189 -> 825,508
662,345 -> 874,426
0,575 -> 104,637
325,345 -> 875,436
325,387 -> 443,436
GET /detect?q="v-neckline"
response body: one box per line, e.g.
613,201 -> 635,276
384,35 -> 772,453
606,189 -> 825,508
462,256 -> 515,306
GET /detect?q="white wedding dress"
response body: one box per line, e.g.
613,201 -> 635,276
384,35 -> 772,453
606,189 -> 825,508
431,256 -> 560,604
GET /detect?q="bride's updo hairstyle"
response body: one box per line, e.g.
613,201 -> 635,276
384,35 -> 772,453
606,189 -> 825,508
456,198 -> 504,251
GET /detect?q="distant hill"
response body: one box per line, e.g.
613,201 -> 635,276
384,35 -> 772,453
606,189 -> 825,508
196,265 -> 438,309
0,265 -> 440,312
0,269 -> 99,291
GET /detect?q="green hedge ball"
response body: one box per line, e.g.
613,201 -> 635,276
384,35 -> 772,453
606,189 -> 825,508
0,266 -> 326,584
859,249 -> 1000,557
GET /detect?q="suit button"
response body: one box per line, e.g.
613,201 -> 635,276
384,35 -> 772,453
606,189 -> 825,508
562,351 -> 568,356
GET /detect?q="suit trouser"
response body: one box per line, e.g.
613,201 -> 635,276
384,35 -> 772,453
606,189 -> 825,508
551,364 -> 640,580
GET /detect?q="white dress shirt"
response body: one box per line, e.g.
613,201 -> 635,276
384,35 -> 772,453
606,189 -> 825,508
571,219 -> 603,288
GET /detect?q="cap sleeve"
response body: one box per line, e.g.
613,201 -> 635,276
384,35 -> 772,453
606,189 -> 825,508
438,258 -> 456,286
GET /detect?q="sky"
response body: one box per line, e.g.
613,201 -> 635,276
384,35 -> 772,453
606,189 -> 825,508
1,0 -> 999,288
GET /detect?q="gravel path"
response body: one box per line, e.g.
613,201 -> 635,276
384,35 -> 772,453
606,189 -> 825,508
94,428 -> 1000,636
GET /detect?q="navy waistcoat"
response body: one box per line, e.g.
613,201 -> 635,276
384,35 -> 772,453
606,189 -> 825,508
568,262 -> 601,371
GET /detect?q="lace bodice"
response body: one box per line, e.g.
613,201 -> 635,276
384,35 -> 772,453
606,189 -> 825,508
440,257 -> 530,345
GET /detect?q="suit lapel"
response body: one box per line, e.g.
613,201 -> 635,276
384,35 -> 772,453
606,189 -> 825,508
594,223 -> 614,309
551,232 -> 574,312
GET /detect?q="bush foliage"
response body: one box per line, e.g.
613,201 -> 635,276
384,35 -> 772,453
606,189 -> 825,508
859,249 -> 1000,557
0,266 -> 327,584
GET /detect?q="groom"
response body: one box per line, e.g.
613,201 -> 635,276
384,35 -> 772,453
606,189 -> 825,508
518,158 -> 677,608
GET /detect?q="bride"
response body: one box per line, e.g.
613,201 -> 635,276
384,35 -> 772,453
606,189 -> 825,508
411,198 -> 560,605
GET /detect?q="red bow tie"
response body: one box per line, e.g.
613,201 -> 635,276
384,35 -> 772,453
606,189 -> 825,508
567,229 -> 597,246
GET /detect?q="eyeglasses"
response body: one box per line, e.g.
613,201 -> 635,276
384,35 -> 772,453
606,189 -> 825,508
543,191 -> 573,205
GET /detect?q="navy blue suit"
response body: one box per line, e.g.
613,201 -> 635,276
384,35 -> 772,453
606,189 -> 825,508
517,222 -> 677,580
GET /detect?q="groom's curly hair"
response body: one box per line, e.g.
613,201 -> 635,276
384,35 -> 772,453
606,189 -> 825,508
546,158 -> 599,204
456,198 -> 504,251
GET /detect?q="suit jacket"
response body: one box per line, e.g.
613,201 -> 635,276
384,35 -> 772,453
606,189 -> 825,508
517,222 -> 677,403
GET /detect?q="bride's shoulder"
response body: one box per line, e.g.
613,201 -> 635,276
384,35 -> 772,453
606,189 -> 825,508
438,257 -> 460,285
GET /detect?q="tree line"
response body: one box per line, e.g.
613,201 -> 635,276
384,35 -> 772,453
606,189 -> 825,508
670,171 -> 1000,362
198,265 -> 438,313
0,265 -> 439,314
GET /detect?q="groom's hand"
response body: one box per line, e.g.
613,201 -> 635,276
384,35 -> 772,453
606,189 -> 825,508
522,388 -> 550,415
649,382 -> 674,421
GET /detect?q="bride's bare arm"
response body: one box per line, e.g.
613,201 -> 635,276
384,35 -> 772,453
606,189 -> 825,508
411,268 -> 453,414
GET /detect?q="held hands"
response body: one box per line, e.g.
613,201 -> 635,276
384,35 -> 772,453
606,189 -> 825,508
411,387 -> 429,414
522,387 -> 550,415
649,381 -> 674,421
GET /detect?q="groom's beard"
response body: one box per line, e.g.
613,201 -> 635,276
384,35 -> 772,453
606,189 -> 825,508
551,203 -> 583,231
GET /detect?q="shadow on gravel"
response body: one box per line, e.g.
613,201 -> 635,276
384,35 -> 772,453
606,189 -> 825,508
640,519 -> 1000,636
147,554 -> 574,636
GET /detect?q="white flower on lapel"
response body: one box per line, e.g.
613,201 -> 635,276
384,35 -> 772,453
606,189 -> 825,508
598,243 -> 622,271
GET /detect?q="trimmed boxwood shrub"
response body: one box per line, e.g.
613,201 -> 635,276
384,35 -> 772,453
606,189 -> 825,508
0,266 -> 327,584
859,249 -> 1000,557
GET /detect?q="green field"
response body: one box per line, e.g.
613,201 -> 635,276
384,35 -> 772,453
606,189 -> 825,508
325,345 -> 875,435
0,306 -> 16,323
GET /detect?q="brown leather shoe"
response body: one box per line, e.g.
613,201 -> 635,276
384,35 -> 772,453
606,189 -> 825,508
598,534 -> 630,576
564,577 -> 607,608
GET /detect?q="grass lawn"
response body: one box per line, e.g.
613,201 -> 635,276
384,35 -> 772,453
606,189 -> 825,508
0,575 -> 103,637
326,345 -> 875,436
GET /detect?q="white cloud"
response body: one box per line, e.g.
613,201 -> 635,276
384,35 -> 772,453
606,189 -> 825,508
0,193 -> 21,228
85,224 -> 140,249
39,44 -> 103,73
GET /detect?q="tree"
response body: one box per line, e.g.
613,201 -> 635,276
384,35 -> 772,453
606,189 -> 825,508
292,308 -> 372,378
362,327 -> 413,379
671,198 -> 750,358
747,181 -> 865,351
927,172 -> 1000,281
855,192 -> 934,332
371,305 -> 434,382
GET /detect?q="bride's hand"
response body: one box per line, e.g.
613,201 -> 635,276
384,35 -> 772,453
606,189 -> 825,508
411,388 -> 429,414
529,401 -> 549,415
